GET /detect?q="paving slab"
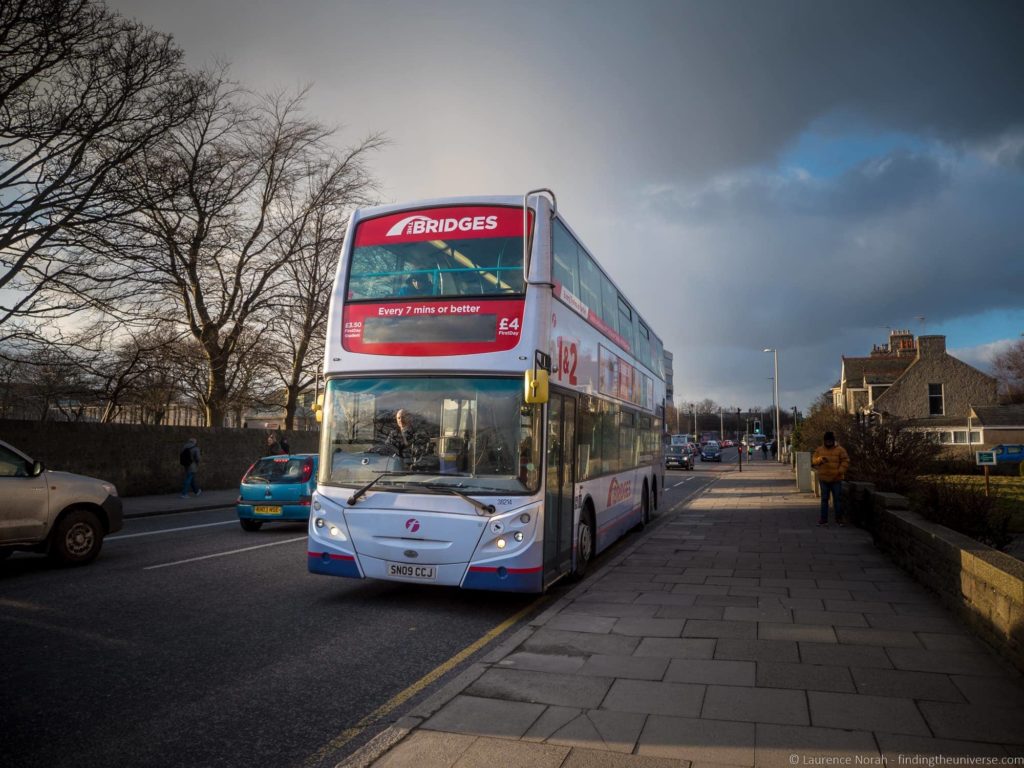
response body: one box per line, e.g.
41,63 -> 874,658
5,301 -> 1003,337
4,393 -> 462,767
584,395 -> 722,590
682,620 -> 758,640
874,733 -> 1010,761
754,723 -> 880,768
466,669 -> 613,709
546,709 -> 648,754
808,691 -> 931,735
563,602 -> 662,619
722,606 -> 793,623
755,661 -> 856,693
664,659 -> 755,686
835,627 -> 922,648
799,641 -> 893,669
653,606 -> 726,621
451,736 -> 569,768
701,685 -> 809,726
601,679 -> 705,717
422,695 -> 546,739
522,628 -> 641,658
578,654 -> 670,681
374,731 -> 477,768
849,666 -> 965,702
885,648 -> 1005,676
612,617 -> 686,638
758,623 -> 837,643
633,638 -> 717,660
637,715 -> 755,766
916,632 -> 983,652
496,652 -> 587,674
546,614 -> 618,634
918,700 -> 1024,745
951,674 -> 1024,707
523,706 -> 582,742
715,638 -> 800,663
561,747 -> 692,767
791,609 -> 869,627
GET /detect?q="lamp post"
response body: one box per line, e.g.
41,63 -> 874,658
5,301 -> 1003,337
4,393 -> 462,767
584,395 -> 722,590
764,348 -> 781,463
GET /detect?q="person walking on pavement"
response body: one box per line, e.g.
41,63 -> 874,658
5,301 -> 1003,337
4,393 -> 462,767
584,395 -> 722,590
811,431 -> 849,526
266,433 -> 284,455
179,437 -> 202,498
761,442 -> 769,460
770,440 -> 778,460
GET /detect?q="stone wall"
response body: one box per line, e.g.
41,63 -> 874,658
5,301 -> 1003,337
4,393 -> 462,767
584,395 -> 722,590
0,419 -> 319,496
847,482 -> 1024,673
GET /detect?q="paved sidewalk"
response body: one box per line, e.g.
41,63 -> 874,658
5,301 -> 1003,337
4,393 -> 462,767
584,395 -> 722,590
359,463 -> 1024,768
121,488 -> 238,519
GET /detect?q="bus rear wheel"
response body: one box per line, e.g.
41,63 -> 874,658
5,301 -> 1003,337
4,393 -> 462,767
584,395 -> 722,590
573,510 -> 594,579
634,485 -> 651,531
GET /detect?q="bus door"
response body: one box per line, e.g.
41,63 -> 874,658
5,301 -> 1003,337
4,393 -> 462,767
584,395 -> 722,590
543,391 -> 576,587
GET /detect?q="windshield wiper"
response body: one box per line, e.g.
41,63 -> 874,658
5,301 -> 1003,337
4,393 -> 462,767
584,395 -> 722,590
424,483 -> 496,516
347,472 -> 405,505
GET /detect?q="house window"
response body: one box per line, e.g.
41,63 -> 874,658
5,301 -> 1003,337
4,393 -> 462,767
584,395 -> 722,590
928,384 -> 944,416
952,431 -> 967,444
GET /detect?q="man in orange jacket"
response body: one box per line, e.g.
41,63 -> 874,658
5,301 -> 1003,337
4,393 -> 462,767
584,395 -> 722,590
811,431 -> 850,526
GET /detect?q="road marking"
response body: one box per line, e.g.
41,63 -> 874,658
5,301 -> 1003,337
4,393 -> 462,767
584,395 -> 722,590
109,520 -> 237,541
672,479 -> 691,488
302,594 -> 549,767
143,536 -> 306,570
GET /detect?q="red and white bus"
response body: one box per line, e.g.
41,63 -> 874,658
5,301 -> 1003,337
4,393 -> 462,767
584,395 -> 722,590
307,191 -> 666,592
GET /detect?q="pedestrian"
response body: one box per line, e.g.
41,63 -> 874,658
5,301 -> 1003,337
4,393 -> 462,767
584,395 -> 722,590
811,431 -> 850,526
179,437 -> 201,498
266,432 -> 283,456
770,440 -> 778,459
761,442 -> 769,460
279,433 -> 291,454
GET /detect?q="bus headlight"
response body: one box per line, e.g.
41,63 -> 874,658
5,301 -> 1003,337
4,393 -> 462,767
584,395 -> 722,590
513,531 -> 524,542
315,517 -> 325,528
496,538 -> 507,549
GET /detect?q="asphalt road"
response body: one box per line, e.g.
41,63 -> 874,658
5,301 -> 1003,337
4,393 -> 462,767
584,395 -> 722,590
0,460 -> 729,768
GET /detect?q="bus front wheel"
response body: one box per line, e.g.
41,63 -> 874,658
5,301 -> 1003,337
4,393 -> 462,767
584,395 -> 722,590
573,510 -> 594,579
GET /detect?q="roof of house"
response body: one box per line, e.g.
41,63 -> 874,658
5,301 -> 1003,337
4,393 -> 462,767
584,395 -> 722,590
841,356 -> 914,388
971,404 -> 1024,427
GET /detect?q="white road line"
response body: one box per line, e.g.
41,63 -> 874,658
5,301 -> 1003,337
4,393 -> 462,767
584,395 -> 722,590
108,520 -> 237,541
143,536 -> 307,570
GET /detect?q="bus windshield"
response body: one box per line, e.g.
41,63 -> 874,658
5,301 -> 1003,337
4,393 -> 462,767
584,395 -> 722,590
348,235 -> 525,300
320,377 -> 541,494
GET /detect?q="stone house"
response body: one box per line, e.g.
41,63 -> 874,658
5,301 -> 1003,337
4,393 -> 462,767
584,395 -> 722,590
830,331 -> 999,447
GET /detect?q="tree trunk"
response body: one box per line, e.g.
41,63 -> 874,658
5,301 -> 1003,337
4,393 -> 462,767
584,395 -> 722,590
284,385 -> 298,431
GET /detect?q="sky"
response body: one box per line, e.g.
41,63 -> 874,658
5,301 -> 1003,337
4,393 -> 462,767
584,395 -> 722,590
111,0 -> 1024,412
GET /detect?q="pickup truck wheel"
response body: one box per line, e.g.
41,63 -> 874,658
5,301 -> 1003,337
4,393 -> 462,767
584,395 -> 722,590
49,508 -> 103,566
239,518 -> 263,532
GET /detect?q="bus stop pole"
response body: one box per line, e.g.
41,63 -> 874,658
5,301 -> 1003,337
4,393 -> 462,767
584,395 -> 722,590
737,409 -> 742,473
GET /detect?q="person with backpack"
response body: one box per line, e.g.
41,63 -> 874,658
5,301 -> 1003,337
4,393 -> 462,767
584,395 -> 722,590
179,438 -> 201,498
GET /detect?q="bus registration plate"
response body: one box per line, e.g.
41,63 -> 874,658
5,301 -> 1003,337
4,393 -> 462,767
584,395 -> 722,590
254,506 -> 281,515
386,562 -> 436,582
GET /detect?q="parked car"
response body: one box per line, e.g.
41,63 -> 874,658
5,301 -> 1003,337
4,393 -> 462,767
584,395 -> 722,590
237,453 -> 319,531
665,445 -> 693,470
700,441 -> 722,462
0,439 -> 122,565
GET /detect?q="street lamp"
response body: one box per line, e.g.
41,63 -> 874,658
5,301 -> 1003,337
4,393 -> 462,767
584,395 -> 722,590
763,348 -> 781,463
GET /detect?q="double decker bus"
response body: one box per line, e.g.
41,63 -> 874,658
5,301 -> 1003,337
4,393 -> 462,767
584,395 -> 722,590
308,191 -> 666,592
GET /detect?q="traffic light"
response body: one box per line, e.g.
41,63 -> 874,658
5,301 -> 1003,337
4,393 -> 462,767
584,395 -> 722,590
754,420 -> 762,434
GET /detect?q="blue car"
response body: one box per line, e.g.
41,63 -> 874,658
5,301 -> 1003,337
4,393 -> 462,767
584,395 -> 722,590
237,454 -> 318,532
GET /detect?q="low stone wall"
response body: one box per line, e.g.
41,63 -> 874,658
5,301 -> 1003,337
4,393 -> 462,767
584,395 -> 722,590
846,481 -> 1024,673
0,419 -> 319,496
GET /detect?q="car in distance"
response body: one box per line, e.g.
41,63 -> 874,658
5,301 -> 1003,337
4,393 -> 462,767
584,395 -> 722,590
700,441 -> 722,462
0,438 -> 123,565
665,444 -> 693,470
237,453 -> 319,531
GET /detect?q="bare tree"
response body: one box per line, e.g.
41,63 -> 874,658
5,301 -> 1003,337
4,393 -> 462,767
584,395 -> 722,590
69,74 -> 384,426
0,0 -> 196,333
993,339 -> 1024,404
263,164 -> 376,430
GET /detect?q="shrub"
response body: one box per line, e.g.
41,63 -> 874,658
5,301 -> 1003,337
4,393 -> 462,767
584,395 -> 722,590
912,478 -> 1012,549
842,420 -> 941,496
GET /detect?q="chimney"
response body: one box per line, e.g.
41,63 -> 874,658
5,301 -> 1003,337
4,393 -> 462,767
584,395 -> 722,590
916,335 -> 946,359
890,329 -> 916,357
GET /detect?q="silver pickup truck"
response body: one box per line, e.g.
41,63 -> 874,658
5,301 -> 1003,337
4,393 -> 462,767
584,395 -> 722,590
0,438 -> 123,565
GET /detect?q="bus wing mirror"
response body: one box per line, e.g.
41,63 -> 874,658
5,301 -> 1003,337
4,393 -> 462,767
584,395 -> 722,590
313,393 -> 325,423
524,369 -> 549,404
